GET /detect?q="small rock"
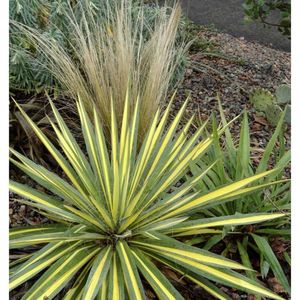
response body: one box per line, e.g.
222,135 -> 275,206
19,205 -> 26,216
232,293 -> 241,300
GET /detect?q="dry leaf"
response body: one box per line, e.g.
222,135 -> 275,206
145,289 -> 156,299
162,267 -> 186,285
254,115 -> 268,125
252,122 -> 262,131
267,277 -> 285,293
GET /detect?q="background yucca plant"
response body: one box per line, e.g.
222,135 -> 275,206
10,95 -> 286,299
186,101 -> 291,295
11,0 -> 187,138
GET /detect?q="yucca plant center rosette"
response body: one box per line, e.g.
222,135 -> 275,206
9,93 -> 285,300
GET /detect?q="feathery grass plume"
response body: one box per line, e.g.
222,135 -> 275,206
12,0 -> 186,137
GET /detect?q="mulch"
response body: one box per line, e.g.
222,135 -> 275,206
172,28 -> 290,151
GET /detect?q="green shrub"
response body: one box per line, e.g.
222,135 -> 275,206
187,101 -> 291,295
243,0 -> 291,38
9,96 -> 286,299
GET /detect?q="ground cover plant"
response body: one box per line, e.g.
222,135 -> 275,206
9,94 -> 289,299
250,84 -> 291,126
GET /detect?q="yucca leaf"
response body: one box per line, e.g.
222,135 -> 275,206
256,108 -> 287,174
255,229 -> 290,235
217,96 -> 236,160
9,180 -> 104,230
135,216 -> 188,233
10,226 -> 104,249
63,259 -> 95,300
283,252 -> 291,267
13,100 -> 88,197
167,213 -> 284,236
237,240 -> 257,281
132,248 -> 184,300
178,118 -> 210,161
211,113 -> 227,181
10,241 -> 81,291
144,242 -> 231,300
203,235 -> 223,251
269,150 -> 291,180
143,98 -> 189,181
96,278 -> 108,300
23,245 -> 99,300
125,98 -> 174,214
186,274 -> 231,300
237,237 -> 261,300
10,153 -> 94,214
132,232 -> 247,270
93,105 -> 113,211
9,253 -> 33,272
49,99 -> 98,200
125,161 -> 218,231
119,92 -> 132,217
251,234 -> 291,295
215,179 -> 289,204
82,245 -> 112,300
162,169 -> 275,218
236,111 -> 251,179
10,224 -> 70,240
63,204 -> 108,230
106,253 -> 125,300
116,241 -> 145,300
148,252 -> 284,300
76,99 -> 115,227
110,97 -> 121,224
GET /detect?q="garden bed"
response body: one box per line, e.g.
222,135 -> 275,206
9,25 -> 291,300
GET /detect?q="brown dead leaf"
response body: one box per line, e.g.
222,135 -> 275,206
162,267 -> 186,285
267,277 -> 285,293
254,115 -> 268,126
200,113 -> 209,121
270,237 -> 290,259
24,217 -> 41,226
145,289 -> 156,299
252,122 -> 262,131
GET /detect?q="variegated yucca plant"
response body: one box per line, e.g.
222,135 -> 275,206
10,94 -> 285,300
